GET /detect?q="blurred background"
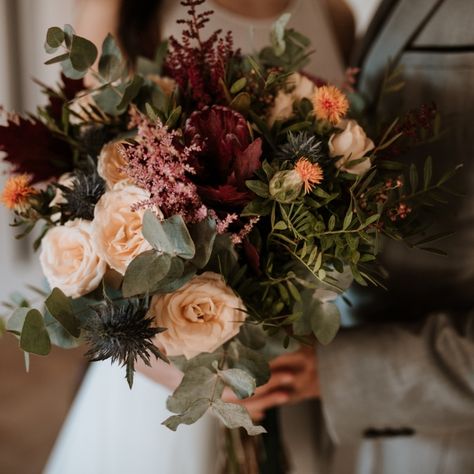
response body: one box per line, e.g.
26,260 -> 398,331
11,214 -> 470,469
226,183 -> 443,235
0,1 -> 380,472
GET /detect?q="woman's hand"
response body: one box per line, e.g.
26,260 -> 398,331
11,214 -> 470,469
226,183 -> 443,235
224,345 -> 320,421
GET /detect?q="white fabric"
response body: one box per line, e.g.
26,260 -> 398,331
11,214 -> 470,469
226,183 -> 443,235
45,2 -> 344,473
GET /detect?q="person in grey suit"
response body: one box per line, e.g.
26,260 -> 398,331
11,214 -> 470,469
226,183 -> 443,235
267,1 -> 474,473
323,0 -> 474,471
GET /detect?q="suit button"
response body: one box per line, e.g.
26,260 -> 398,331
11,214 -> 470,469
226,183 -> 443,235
363,427 -> 415,438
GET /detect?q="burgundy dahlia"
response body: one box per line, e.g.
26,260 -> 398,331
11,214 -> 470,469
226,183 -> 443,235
185,105 -> 262,210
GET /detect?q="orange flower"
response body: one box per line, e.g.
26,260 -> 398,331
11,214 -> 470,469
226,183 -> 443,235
312,85 -> 349,125
294,158 -> 323,193
1,174 -> 37,212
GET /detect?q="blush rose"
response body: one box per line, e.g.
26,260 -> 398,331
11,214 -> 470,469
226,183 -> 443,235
39,219 -> 106,298
92,182 -> 152,275
149,272 -> 246,359
328,119 -> 375,175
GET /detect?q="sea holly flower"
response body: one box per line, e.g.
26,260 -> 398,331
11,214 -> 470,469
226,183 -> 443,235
185,105 -> 263,210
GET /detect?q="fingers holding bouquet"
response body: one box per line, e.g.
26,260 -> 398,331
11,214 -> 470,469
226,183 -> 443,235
224,345 -> 320,421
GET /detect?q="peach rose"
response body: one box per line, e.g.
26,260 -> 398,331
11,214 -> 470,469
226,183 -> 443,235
92,182 -> 152,275
329,119 -> 375,175
39,219 -> 106,298
147,75 -> 177,96
97,141 -> 130,188
150,272 -> 246,359
267,73 -> 315,125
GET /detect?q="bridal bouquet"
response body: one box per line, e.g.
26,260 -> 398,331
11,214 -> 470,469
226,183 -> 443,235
0,0 -> 456,435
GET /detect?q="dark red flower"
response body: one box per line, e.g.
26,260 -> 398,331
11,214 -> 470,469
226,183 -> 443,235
0,115 -> 73,183
185,105 -> 262,210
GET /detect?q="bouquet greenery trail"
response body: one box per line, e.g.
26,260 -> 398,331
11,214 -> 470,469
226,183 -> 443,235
0,0 -> 457,437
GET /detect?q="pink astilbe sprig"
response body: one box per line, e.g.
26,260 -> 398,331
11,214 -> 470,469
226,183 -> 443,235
164,0 -> 237,108
124,108 -> 207,223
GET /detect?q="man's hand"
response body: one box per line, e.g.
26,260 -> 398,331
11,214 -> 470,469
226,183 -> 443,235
224,345 -> 320,421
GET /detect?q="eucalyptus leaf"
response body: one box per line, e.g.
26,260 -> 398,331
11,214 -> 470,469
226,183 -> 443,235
188,218 -> 217,269
45,287 -> 80,338
20,309 -> 51,356
218,368 -> 256,399
142,211 -> 195,259
122,251 -> 172,297
211,399 -> 266,436
166,366 -> 224,414
228,342 -> 270,386
99,34 -> 123,82
310,301 -> 341,345
6,307 -> 30,334
70,35 -> 98,71
162,399 -> 210,431
46,26 -> 64,49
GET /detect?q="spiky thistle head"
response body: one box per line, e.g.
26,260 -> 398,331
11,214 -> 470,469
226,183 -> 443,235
82,299 -> 168,388
276,131 -> 324,163
57,168 -> 105,222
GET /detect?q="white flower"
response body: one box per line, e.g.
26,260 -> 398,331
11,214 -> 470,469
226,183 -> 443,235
149,272 -> 246,359
267,73 -> 316,125
39,220 -> 106,298
97,141 -> 130,189
329,119 -> 375,176
92,182 -> 152,275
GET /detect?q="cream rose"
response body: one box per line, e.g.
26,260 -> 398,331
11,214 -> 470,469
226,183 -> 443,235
92,182 -> 152,275
97,141 -> 130,188
39,219 -> 106,298
268,73 -> 316,125
329,119 -> 375,175
150,272 -> 246,359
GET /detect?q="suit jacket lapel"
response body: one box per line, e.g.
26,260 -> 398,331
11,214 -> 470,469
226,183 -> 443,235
356,0 -> 445,102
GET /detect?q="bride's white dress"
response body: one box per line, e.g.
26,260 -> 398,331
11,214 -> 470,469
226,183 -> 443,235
45,1 -> 344,473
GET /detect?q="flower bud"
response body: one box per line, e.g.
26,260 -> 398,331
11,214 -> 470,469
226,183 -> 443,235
269,170 -> 303,203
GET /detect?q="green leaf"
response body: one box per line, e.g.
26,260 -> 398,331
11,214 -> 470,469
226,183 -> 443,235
228,342 -> 270,386
270,13 -> 291,56
70,35 -> 98,71
20,310 -> 51,356
211,399 -> 266,436
165,105 -> 182,128
142,211 -> 195,259
310,301 -> 340,345
423,156 -> 433,190
167,366 -> 224,413
43,311 -> 81,349
229,92 -> 251,114
45,288 -> 80,338
241,199 -> 273,217
6,307 -> 30,334
98,34 -> 123,82
45,53 -> 69,65
343,209 -> 353,230
246,180 -> 269,198
46,27 -> 65,49
154,40 -> 169,74
218,368 -> 256,399
188,218 -> 217,269
122,251 -> 172,297
162,399 -> 210,431
117,75 -> 144,111
230,77 -> 247,94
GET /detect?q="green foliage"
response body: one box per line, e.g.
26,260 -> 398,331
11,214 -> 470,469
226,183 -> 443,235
45,288 -> 81,338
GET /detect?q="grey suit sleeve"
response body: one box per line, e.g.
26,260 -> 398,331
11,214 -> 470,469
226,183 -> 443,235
318,312 -> 474,444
